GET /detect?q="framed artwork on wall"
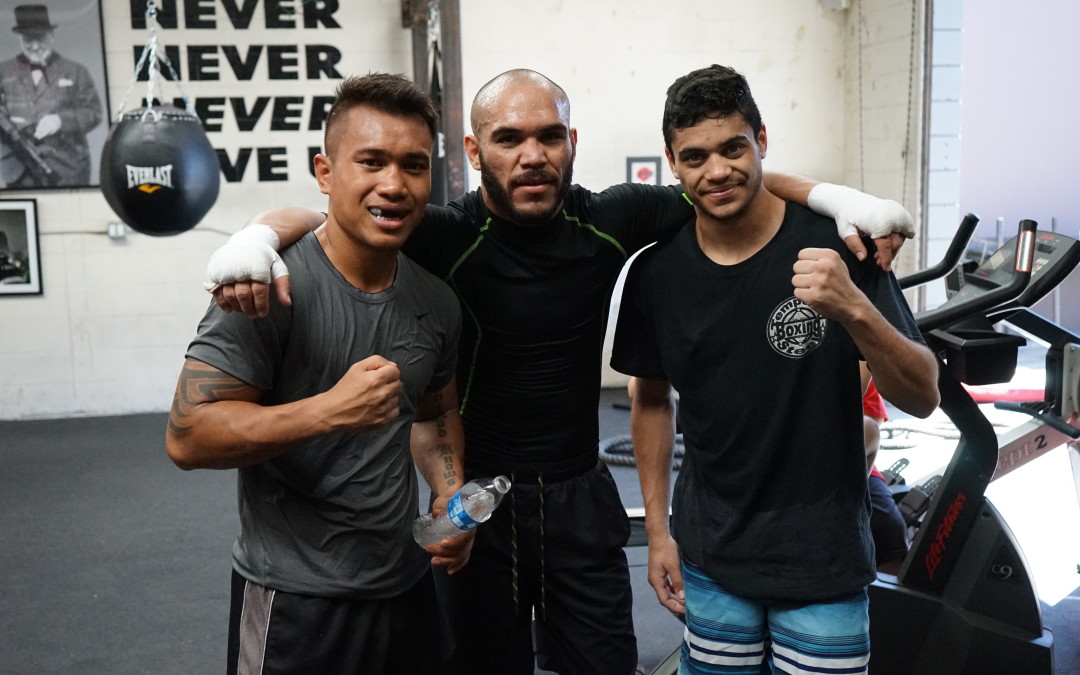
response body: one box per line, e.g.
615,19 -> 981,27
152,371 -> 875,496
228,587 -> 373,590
0,197 -> 41,294
626,156 -> 662,186
0,0 -> 109,190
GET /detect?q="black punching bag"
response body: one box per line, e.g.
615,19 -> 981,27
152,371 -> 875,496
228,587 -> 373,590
100,105 -> 220,236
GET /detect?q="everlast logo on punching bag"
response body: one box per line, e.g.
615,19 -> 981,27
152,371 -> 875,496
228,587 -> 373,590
126,164 -> 174,193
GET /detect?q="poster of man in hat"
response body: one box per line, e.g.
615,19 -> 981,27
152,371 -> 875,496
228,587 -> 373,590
0,2 -> 106,189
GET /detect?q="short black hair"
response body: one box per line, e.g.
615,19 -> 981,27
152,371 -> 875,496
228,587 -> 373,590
324,73 -> 439,154
662,65 -> 762,151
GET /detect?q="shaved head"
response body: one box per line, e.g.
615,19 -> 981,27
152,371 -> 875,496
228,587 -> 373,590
470,69 -> 571,135
465,69 -> 577,224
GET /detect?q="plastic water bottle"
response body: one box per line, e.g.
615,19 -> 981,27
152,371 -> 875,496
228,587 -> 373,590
413,475 -> 512,547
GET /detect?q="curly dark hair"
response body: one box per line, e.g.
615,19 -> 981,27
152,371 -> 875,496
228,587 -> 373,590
662,65 -> 762,151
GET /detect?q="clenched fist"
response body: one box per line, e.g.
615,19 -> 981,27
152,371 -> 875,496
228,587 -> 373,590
320,355 -> 403,432
791,248 -> 861,321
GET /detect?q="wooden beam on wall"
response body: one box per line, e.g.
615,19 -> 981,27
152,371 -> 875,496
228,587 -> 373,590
400,0 -> 430,92
438,0 -> 465,198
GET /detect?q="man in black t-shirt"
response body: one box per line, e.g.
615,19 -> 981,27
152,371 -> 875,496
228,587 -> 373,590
201,69 -> 920,675
611,64 -> 939,675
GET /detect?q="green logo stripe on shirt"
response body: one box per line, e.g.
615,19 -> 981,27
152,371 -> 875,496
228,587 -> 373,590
445,219 -> 492,415
562,211 -> 628,259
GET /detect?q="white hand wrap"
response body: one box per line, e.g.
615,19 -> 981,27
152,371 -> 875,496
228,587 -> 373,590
202,223 -> 289,293
807,183 -> 915,241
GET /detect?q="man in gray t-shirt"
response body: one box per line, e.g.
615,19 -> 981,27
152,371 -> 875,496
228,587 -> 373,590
166,74 -> 466,675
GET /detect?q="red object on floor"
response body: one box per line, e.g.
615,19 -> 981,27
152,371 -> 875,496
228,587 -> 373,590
962,384 -> 1044,402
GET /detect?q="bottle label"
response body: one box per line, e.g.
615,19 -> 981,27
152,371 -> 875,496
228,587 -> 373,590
446,492 -> 479,531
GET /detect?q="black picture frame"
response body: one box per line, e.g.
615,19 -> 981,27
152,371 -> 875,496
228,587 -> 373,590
0,0 -> 110,190
626,156 -> 662,186
0,197 -> 41,294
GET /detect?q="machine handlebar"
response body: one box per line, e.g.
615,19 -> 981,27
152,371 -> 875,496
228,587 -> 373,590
898,213 -> 981,290
913,220 -> 1037,333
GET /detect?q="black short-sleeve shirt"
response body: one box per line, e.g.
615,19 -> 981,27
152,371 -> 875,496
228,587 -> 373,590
611,202 -> 923,602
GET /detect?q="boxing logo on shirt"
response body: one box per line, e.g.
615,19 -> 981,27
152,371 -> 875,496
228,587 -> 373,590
767,296 -> 827,358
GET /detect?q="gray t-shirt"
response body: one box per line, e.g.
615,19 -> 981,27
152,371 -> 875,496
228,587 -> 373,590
187,232 -> 461,598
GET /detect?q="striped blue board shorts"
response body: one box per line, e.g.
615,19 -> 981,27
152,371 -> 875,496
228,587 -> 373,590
679,560 -> 870,675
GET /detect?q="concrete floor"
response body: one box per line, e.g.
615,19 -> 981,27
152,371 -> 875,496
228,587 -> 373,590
1,372 -> 1076,674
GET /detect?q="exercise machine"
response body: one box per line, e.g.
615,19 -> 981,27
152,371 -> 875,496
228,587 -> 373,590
867,217 -> 1080,674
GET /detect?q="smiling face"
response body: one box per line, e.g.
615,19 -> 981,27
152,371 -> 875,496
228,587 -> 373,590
666,114 -> 767,225
314,105 -> 433,253
465,76 -> 577,225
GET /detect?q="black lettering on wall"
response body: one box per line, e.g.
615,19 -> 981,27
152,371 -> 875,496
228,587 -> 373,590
217,148 -> 253,182
222,45 -> 264,81
129,0 -> 348,184
221,0 -> 261,29
230,97 -> 271,131
266,46 -> 300,79
173,97 -> 227,131
132,0 -> 333,31
187,45 -> 220,80
303,0 -> 342,28
185,0 -> 215,29
265,0 -> 297,28
132,0 -> 176,28
308,96 -> 334,131
134,45 -> 182,81
270,98 -> 304,131
257,147 -> 289,180
305,46 -> 342,79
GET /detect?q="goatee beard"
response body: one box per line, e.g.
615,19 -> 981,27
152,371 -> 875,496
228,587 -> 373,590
479,158 -> 573,225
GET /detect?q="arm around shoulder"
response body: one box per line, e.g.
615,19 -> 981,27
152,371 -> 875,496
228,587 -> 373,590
204,208 -> 326,318
246,207 -> 325,248
763,171 -> 818,204
766,171 -> 915,270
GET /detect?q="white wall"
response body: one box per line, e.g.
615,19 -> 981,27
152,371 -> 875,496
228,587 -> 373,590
0,0 -> 923,419
836,0 -> 929,282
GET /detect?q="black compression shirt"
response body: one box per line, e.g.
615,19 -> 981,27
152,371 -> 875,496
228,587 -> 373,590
404,184 -> 691,474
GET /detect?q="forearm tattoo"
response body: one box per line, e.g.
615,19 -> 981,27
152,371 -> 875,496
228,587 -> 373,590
435,414 -> 457,488
428,389 -> 458,489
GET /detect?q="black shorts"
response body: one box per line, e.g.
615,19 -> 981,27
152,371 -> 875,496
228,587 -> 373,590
868,475 -> 908,566
226,569 -> 444,675
436,461 -> 637,675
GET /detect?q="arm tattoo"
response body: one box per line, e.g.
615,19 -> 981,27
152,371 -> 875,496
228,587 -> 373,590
434,413 -> 457,488
168,366 -> 249,436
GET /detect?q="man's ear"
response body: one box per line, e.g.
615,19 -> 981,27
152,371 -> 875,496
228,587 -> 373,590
464,135 -> 482,171
313,153 -> 332,195
758,123 -> 768,159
